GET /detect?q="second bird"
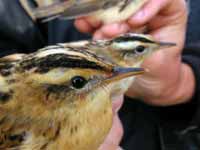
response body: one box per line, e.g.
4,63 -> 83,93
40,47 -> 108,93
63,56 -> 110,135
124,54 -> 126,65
60,33 -> 176,93
32,0 -> 148,23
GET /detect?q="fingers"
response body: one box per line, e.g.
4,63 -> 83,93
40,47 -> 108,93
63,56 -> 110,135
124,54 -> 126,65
75,18 -> 130,40
128,0 -> 171,28
93,22 -> 130,39
74,0 -> 170,37
74,18 -> 94,33
74,0 -> 172,39
74,0 -> 187,43
74,17 -> 102,33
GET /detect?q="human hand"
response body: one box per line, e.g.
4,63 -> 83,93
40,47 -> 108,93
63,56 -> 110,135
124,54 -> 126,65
75,0 -> 195,106
126,0 -> 194,106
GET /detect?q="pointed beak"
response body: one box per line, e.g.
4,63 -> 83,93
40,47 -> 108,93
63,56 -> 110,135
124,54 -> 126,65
157,41 -> 176,48
103,67 -> 145,84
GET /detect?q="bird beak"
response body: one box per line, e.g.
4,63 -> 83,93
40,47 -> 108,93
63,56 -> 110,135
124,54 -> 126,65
103,67 -> 145,84
157,41 -> 176,48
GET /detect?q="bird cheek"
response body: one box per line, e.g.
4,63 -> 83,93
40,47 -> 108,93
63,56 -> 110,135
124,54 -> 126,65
77,93 -> 87,101
43,92 -> 59,107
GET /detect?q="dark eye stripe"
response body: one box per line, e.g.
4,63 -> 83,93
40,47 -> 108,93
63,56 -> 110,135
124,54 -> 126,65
44,84 -> 71,94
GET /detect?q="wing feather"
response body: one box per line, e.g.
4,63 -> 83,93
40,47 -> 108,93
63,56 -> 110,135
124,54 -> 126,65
33,0 -> 105,21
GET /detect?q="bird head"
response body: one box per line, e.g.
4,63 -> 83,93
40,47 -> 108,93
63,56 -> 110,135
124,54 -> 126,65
84,33 -> 176,67
0,45 -> 144,123
107,33 -> 176,67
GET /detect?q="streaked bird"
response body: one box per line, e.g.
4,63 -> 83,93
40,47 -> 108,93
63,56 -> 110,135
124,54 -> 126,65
0,45 -> 144,150
31,0 -> 148,23
60,33 -> 176,67
60,33 -> 176,93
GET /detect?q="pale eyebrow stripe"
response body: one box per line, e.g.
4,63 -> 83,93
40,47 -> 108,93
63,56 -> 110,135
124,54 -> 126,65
36,48 -> 88,59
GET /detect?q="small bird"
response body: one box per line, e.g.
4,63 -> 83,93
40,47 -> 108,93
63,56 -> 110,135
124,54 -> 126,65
60,33 -> 176,93
32,0 -> 149,23
60,33 -> 176,67
0,45 -> 144,150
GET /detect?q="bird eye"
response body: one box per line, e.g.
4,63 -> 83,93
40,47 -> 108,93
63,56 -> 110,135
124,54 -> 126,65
135,46 -> 146,54
71,76 -> 87,89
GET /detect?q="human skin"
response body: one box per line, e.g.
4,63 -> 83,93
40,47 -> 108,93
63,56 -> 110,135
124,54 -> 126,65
75,0 -> 195,149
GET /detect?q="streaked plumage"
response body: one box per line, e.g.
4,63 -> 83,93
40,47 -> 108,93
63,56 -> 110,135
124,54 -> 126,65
31,0 -> 148,23
60,33 -> 176,67
59,33 -> 176,94
0,44 -> 144,150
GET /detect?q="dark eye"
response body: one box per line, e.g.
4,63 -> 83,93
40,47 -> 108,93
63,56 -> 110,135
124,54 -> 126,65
71,76 -> 87,89
135,46 -> 146,54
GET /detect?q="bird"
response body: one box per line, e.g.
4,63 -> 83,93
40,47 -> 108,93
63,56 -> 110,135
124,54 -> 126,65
0,44 -> 144,150
60,33 -> 176,67
59,33 -> 176,93
32,0 -> 149,23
